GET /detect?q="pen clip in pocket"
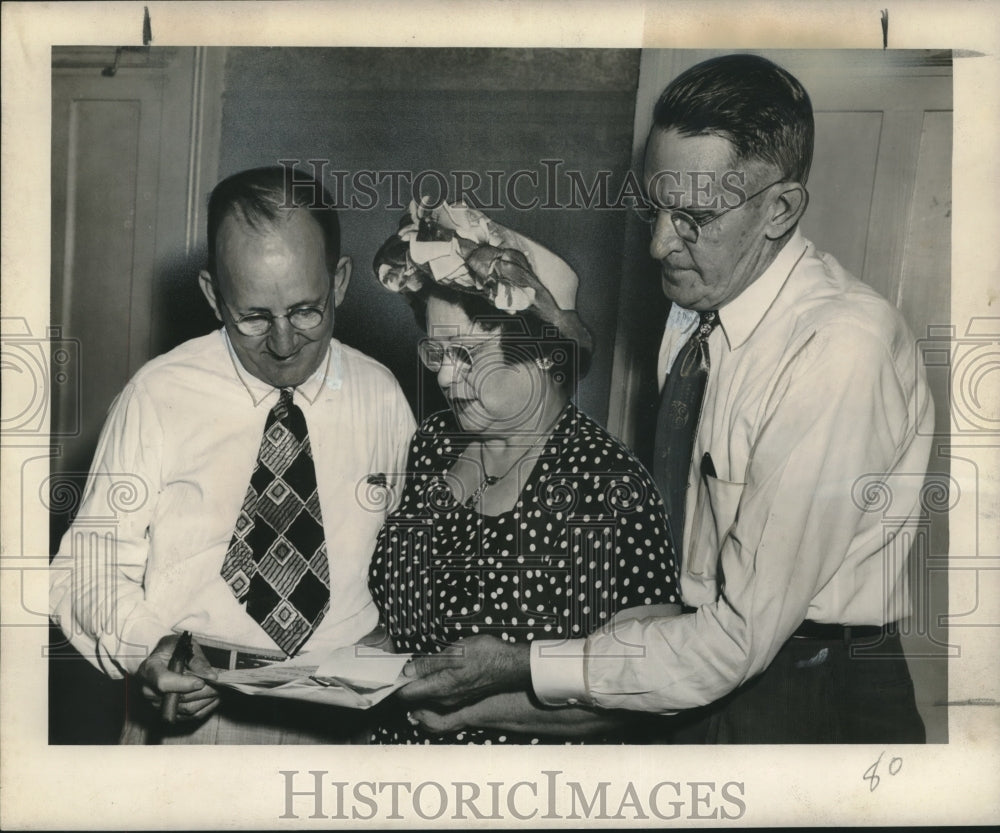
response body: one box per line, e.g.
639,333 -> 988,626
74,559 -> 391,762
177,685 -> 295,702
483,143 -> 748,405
689,457 -> 743,580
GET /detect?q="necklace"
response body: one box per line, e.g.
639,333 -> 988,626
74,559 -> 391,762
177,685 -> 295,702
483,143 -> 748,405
463,413 -> 563,508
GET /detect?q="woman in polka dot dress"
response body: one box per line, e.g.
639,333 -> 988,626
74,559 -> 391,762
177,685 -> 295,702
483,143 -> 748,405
369,201 -> 680,744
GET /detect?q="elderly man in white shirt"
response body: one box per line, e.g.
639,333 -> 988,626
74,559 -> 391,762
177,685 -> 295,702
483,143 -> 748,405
50,166 -> 415,744
395,54 -> 932,744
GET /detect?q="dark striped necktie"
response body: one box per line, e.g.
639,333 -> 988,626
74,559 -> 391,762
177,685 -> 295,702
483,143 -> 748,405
653,310 -> 720,555
221,387 -> 330,656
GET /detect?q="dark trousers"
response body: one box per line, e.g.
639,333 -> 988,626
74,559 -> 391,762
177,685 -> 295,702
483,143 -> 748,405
667,629 -> 925,744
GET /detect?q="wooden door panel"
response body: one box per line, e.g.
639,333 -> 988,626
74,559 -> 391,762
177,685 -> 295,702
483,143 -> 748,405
51,76 -> 164,473
899,109 -> 952,340
50,48 -> 223,481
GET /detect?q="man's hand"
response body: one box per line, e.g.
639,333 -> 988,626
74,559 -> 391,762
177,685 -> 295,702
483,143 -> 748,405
407,691 -> 627,738
136,634 -> 220,723
396,636 -> 531,707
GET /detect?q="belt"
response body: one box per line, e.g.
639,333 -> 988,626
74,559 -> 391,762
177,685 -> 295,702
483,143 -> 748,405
792,620 -> 894,642
200,644 -> 286,670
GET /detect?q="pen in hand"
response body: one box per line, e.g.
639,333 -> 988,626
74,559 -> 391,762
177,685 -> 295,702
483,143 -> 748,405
161,631 -> 194,723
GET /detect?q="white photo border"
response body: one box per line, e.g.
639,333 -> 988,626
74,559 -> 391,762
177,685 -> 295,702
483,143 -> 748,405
2,1 -> 998,828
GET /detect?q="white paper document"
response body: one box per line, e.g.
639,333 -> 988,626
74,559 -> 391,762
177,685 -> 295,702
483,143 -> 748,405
195,645 -> 412,709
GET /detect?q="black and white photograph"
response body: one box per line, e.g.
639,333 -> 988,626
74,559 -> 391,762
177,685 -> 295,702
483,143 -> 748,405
2,1 -> 998,828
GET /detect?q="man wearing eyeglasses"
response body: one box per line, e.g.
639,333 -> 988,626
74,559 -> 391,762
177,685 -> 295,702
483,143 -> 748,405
398,54 -> 933,744
49,166 -> 415,743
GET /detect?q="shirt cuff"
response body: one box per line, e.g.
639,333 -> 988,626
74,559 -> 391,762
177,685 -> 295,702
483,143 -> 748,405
530,638 -> 588,706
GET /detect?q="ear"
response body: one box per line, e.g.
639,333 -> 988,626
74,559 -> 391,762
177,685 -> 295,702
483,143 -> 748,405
332,256 -> 352,306
764,183 -> 808,240
199,270 -> 224,322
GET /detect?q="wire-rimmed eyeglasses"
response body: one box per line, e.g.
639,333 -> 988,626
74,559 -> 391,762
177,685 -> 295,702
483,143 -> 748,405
417,337 -> 500,372
215,285 -> 332,337
634,179 -> 785,244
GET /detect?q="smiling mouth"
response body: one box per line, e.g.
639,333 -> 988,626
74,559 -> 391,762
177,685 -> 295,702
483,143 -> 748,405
268,350 -> 302,362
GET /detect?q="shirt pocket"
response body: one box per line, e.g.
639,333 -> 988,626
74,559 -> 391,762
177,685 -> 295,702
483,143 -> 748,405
688,472 -> 744,581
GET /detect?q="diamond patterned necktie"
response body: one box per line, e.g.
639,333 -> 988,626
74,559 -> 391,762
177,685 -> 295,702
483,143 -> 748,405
653,310 -> 720,555
221,387 -> 330,656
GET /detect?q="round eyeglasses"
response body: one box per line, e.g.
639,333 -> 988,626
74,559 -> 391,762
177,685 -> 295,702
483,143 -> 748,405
634,179 -> 785,244
216,286 -> 332,337
417,337 -> 500,372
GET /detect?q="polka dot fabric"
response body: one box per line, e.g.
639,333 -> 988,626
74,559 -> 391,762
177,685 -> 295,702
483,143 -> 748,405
369,404 -> 679,744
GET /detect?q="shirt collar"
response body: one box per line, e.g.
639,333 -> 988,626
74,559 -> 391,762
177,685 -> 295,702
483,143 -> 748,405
220,328 -> 341,407
716,226 -> 809,351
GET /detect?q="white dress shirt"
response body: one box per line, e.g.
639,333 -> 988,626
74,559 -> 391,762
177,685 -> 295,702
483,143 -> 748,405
49,329 -> 415,677
531,228 -> 934,712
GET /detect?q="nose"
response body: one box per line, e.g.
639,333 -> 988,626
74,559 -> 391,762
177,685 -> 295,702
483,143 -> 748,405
436,356 -> 458,391
649,213 -> 685,261
267,316 -> 298,357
